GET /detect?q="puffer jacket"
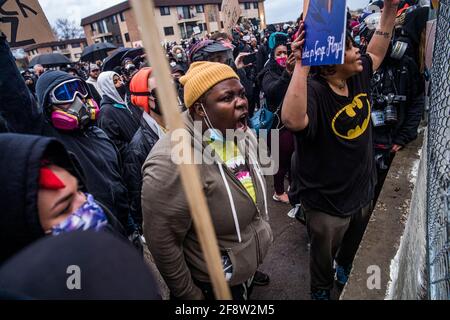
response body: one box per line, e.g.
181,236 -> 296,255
141,112 -> 273,300
123,115 -> 161,228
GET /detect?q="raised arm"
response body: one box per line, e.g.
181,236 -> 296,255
0,32 -> 42,134
281,23 -> 310,132
366,0 -> 400,72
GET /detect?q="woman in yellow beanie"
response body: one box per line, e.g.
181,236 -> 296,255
141,61 -> 272,300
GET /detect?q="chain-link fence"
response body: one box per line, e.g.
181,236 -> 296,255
427,0 -> 450,300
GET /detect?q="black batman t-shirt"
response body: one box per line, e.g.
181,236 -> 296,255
294,54 -> 376,216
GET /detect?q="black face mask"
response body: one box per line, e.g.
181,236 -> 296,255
150,93 -> 162,116
116,85 -> 127,99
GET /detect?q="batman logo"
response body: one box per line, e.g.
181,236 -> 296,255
331,93 -> 371,140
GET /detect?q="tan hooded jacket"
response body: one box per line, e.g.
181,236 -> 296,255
141,112 -> 272,299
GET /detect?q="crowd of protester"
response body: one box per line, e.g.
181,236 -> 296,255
0,0 -> 429,300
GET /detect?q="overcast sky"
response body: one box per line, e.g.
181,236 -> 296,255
39,0 -> 370,27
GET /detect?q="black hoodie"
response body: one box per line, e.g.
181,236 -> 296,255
258,58 -> 292,127
0,133 -> 77,264
0,133 -> 126,265
0,33 -> 130,228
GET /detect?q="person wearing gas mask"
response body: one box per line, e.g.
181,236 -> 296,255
97,71 -> 142,161
282,0 -> 400,300
257,32 -> 297,205
0,133 -> 126,265
359,9 -> 425,202
123,68 -> 166,233
142,61 -> 272,300
0,32 -> 130,229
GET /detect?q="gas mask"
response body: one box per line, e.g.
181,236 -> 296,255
49,79 -> 99,131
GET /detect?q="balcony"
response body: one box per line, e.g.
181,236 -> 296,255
177,15 -> 201,24
92,32 -> 113,40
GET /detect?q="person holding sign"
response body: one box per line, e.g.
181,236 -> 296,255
282,0 -> 400,300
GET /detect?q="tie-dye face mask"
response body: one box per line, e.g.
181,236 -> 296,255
50,194 -> 108,236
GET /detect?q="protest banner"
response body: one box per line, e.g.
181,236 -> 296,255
302,0 -> 348,66
222,0 -> 241,34
0,0 -> 56,48
131,0 -> 232,300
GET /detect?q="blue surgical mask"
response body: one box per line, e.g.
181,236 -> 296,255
201,104 -> 224,142
50,193 -> 108,236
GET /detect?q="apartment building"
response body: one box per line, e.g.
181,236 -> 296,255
24,38 -> 88,62
81,0 -> 266,46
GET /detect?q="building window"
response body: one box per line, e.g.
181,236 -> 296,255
71,42 -> 81,48
177,6 -> 191,19
221,21 -> 224,29
218,4 -> 222,11
97,20 -> 107,34
112,15 -> 118,24
160,6 -> 170,16
116,35 -> 123,44
164,27 -> 174,36
59,44 -> 66,50
253,2 -> 259,9
124,33 -> 130,42
244,3 -> 251,10
52,46 -> 58,51
90,23 -> 96,32
119,12 -> 125,22
196,5 -> 204,13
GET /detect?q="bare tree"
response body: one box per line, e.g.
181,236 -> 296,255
53,19 -> 84,40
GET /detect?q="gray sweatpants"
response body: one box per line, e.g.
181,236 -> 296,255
305,203 -> 372,291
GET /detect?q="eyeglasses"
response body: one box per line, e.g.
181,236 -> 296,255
50,79 -> 89,105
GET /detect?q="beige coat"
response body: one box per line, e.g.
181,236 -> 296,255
141,112 -> 272,299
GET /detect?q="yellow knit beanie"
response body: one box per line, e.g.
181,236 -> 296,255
179,61 -> 239,108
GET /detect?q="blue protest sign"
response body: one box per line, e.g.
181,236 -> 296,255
302,0 -> 348,66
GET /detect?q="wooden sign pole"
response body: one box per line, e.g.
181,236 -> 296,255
130,0 -> 232,300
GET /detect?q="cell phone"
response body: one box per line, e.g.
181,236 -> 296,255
287,44 -> 292,56
243,53 -> 257,65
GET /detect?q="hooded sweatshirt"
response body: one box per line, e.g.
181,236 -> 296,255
97,71 -> 141,158
0,134 -> 77,264
0,133 -> 127,265
0,34 -> 130,228
142,112 -> 273,299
